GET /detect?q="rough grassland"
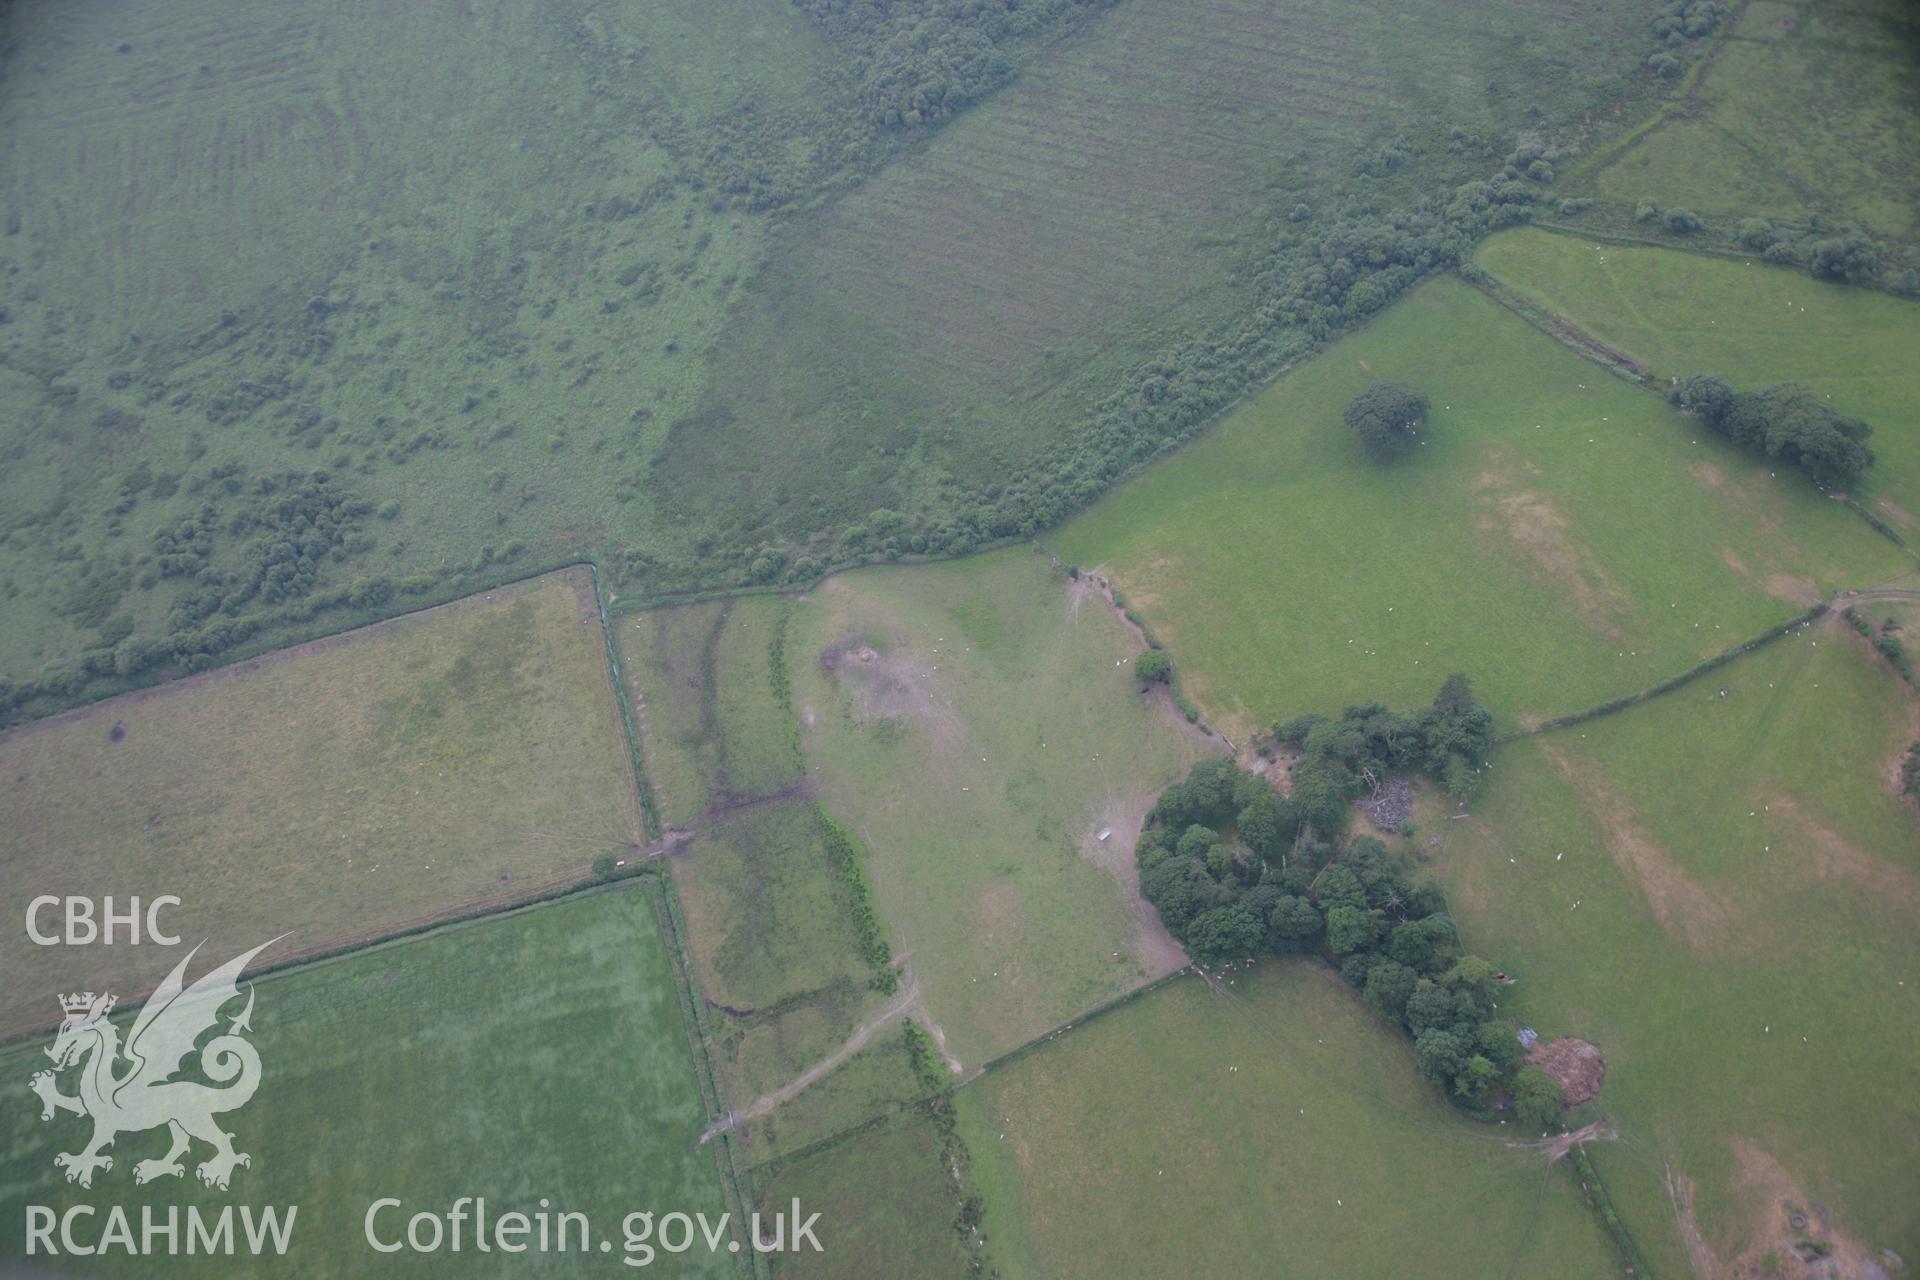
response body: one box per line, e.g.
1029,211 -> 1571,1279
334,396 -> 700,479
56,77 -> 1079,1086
0,568 -> 638,1040
618,596 -> 807,830
955,963 -> 1619,1280
1437,623 -> 1920,1273
1476,226 -> 1920,516
1053,273 -> 1907,741
0,0 -> 833,685
743,1027 -> 929,1161
650,0 -> 1658,545
0,889 -> 736,1277
1580,0 -> 1920,241
617,594 -> 892,1128
786,548 -> 1216,1065
672,800 -> 882,1112
754,1115 -> 975,1280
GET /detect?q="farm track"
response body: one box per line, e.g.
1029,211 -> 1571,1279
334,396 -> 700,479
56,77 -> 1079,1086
697,977 -> 930,1147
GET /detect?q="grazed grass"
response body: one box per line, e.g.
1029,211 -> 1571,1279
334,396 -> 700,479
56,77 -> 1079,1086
1579,0 -> 1920,242
1436,620 -> 1920,1273
1053,274 -> 1906,740
0,889 -> 737,1277
0,569 -> 638,1040
786,548 -> 1215,1065
955,962 -> 1619,1280
1475,225 -> 1920,514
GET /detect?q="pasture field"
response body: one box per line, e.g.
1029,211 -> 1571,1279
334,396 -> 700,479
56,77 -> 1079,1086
954,963 -> 1619,1279
753,1114 -> 977,1280
0,568 -> 640,1041
652,0 -> 1663,555
1475,226 -> 1920,517
1578,0 -> 1920,242
0,888 -> 738,1277
1053,273 -> 1906,740
785,548 -> 1217,1065
1436,618 -> 1920,1274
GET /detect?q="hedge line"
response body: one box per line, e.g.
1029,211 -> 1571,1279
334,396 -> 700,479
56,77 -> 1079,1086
816,807 -> 898,993
1498,602 -> 1827,744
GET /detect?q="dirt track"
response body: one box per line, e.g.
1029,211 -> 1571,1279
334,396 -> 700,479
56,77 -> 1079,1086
698,974 -> 954,1145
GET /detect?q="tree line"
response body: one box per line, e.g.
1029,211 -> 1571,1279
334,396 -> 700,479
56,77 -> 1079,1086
1675,374 -> 1875,489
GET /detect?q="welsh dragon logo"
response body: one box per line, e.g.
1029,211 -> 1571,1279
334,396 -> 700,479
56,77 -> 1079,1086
30,938 -> 282,1190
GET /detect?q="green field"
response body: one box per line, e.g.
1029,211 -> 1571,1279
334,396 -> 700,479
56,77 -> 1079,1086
786,548 -> 1216,1064
1579,0 -> 1920,242
6,2 -> 1919,1277
1476,226 -> 1920,515
1053,272 -> 1906,740
0,568 -> 640,1040
1436,619 -> 1920,1273
956,962 -> 1619,1279
0,889 -> 738,1276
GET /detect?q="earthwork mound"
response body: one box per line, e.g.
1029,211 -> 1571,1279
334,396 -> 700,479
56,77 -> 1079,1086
1528,1037 -> 1605,1106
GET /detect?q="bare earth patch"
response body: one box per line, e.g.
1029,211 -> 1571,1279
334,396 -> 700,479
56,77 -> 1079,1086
1525,1036 -> 1604,1106
1718,547 -> 1820,606
816,622 -> 966,759
1538,740 -> 1736,951
1670,1141 -> 1899,1280
1472,449 -> 1637,639
1766,792 -> 1920,909
1726,1140 -> 1890,1280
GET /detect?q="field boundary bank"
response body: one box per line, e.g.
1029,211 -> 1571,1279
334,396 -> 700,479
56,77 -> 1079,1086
969,966 -> 1194,1080
0,562 -> 598,747
0,873 -> 662,1051
1454,264 -> 1652,386
1463,251 -> 1917,556
587,561 -> 664,841
1495,601 -> 1829,747
1568,1144 -> 1656,1278
592,566 -> 762,1274
731,967 -> 1204,1180
0,550 -> 623,736
641,872 -> 765,1280
1556,0 -> 1743,190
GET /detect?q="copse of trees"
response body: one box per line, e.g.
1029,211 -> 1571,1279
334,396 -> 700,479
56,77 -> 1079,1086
794,0 -> 1114,130
1135,758 -> 1536,1106
1644,0 -> 1726,78
1275,674 -> 1496,834
1343,381 -> 1429,461
1134,649 -> 1172,683
1675,374 -> 1875,489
